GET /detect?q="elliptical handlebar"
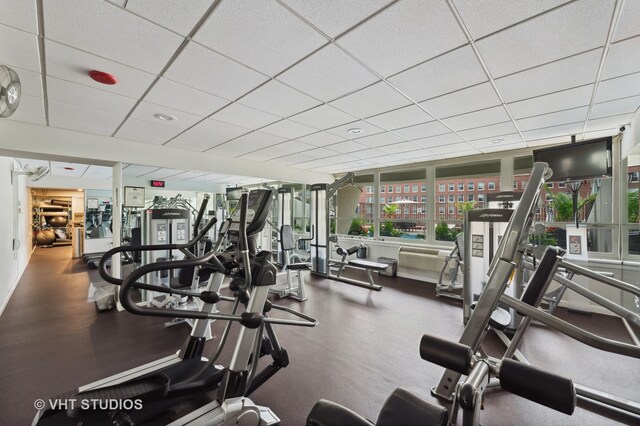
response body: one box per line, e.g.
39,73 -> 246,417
98,217 -> 218,286
238,192 -> 252,289
193,194 -> 210,239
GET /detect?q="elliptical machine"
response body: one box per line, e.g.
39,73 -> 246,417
33,189 -> 317,426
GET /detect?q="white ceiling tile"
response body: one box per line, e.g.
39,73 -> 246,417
394,120 -> 451,140
329,82 -> 411,119
142,168 -> 187,179
297,131 -> 346,147
172,170 -> 206,181
476,0 -> 613,78
45,0 -> 184,73
116,117 -> 185,144
494,48 -> 602,103
289,104 -> 357,129
49,100 -> 123,135
210,102 -> 282,129
194,0 -> 326,76
442,106 -> 510,131
517,106 -> 589,132
585,113 -> 633,132
507,85 -> 594,119
0,24 -> 40,72
0,0 -> 38,34
458,121 -> 518,141
10,67 -> 42,98
126,0 -> 214,36
452,0 -> 570,40
430,142 -> 479,155
590,96 -> 640,120
366,105 -> 434,130
522,121 -> 585,142
596,72 -> 640,103
337,0 -> 467,77
237,80 -> 321,118
282,0 -> 393,38
279,147 -> 337,164
582,129 -> 618,141
602,36 -> 640,80
327,120 -> 384,140
324,140 -> 370,154
50,161 -> 89,177
356,132 -> 405,148
377,141 -> 423,154
412,132 -> 465,148
7,95 -> 45,125
167,118 -> 252,151
47,76 -> 137,116
274,157 -> 333,168
480,141 -> 528,153
388,45 -> 487,102
207,131 -> 286,156
18,158 -> 49,168
260,120 -> 317,139
420,82 -> 501,119
83,165 -> 113,179
469,133 -> 525,149
165,42 -> 268,100
277,44 -> 378,102
123,164 -> 160,177
612,0 -> 640,42
129,101 -> 202,129
45,41 -> 156,99
241,140 -> 315,161
144,78 -> 230,117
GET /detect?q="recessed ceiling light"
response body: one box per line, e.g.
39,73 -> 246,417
489,139 -> 504,145
348,128 -> 364,135
154,113 -> 176,121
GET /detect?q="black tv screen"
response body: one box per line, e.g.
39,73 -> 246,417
226,187 -> 243,201
533,137 -> 612,182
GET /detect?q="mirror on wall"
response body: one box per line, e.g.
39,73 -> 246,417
85,189 -> 113,240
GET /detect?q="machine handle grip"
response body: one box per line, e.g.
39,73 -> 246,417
499,358 -> 576,415
420,334 -> 472,374
193,194 -> 210,238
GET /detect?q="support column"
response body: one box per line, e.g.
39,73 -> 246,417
501,156 -> 514,192
112,162 -> 123,310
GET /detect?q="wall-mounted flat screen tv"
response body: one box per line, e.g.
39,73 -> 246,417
226,187 -> 243,201
533,137 -> 612,182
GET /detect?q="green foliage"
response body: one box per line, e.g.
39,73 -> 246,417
348,219 -> 368,236
383,204 -> 398,217
629,191 -> 639,223
455,201 -> 476,219
330,219 -> 336,234
380,221 -> 404,237
435,221 -> 459,241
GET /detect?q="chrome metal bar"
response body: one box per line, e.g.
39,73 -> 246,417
559,260 -> 640,298
574,384 -> 640,416
554,274 -> 640,327
494,329 -> 529,363
622,318 -> 640,346
500,294 -> 640,358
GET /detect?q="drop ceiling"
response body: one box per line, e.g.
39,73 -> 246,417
2,0 -> 639,176
17,158 -> 268,187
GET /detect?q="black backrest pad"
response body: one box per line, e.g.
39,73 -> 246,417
378,388 -> 448,426
521,246 -> 561,306
281,224 -> 295,251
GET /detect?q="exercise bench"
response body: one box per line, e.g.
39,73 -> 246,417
329,244 -> 387,291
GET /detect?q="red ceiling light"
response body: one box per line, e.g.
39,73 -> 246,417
64,167 -> 75,171
88,70 -> 118,85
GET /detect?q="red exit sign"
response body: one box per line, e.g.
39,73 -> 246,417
150,180 -> 165,188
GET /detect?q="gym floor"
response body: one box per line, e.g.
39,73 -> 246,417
0,246 -> 638,425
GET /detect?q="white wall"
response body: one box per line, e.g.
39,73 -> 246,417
0,156 -> 30,317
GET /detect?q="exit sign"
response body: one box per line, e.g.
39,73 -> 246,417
150,180 -> 165,188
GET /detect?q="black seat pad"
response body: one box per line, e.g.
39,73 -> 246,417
286,262 -> 311,271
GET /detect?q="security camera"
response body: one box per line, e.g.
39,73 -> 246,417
620,125 -> 626,132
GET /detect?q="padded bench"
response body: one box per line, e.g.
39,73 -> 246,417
347,259 -> 389,272
329,246 -> 388,291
